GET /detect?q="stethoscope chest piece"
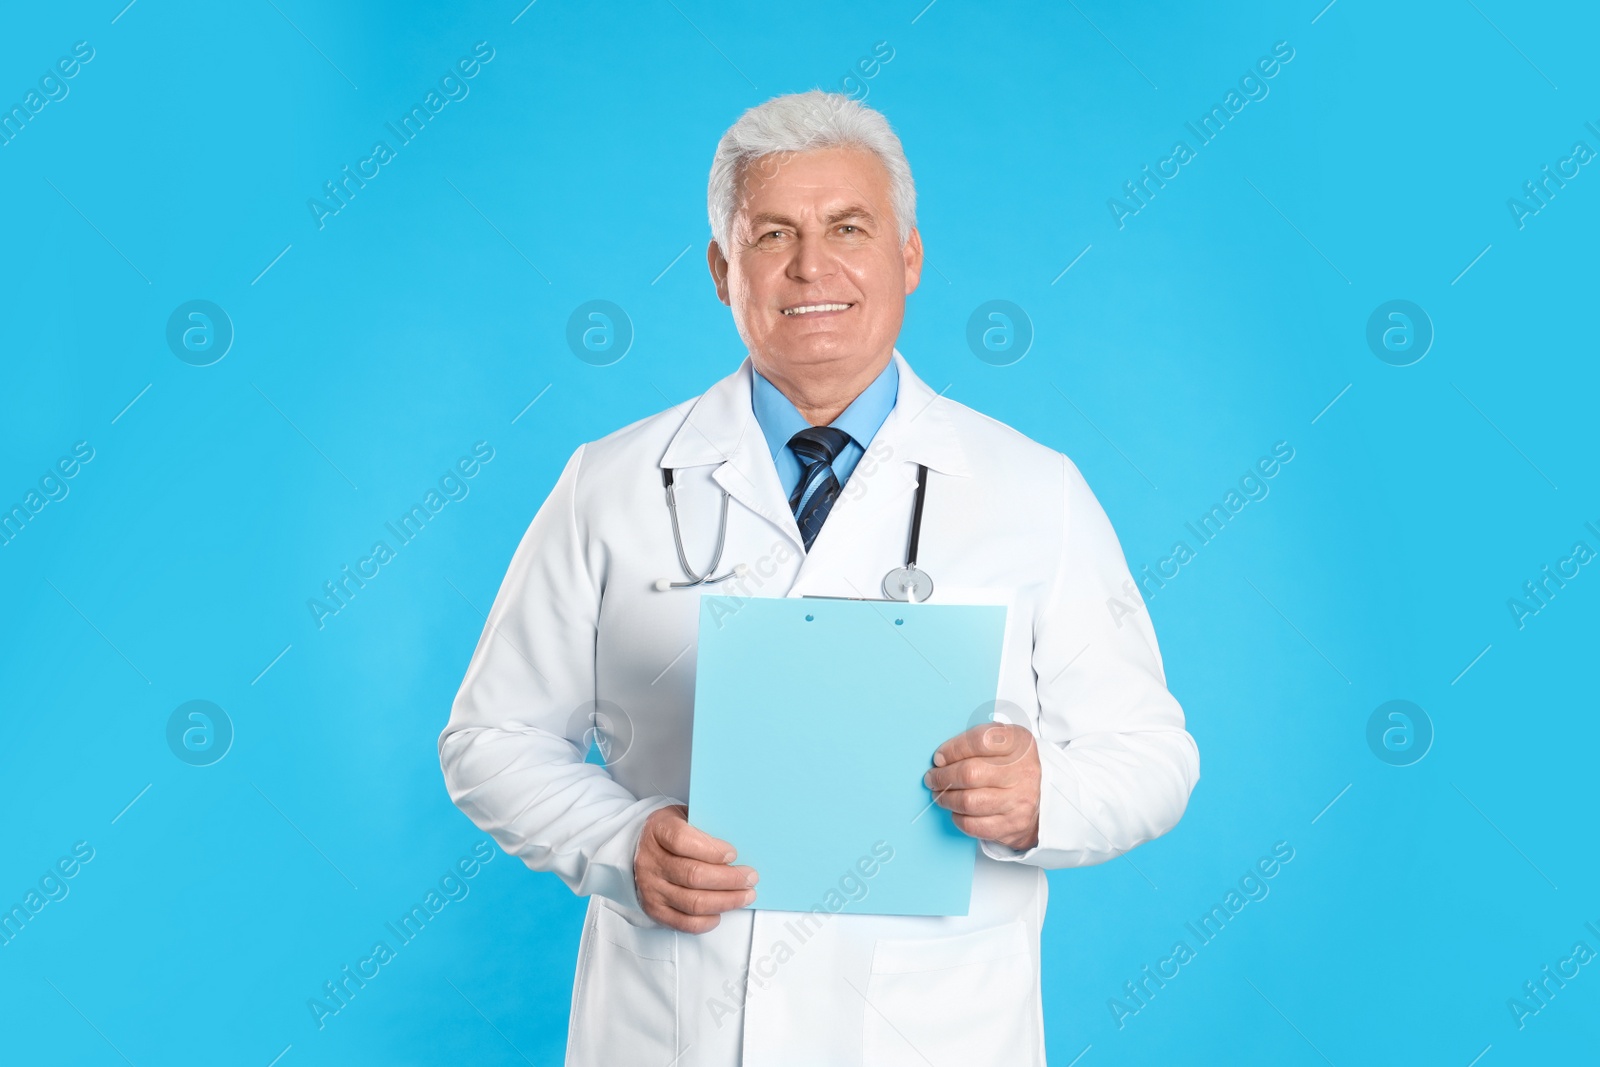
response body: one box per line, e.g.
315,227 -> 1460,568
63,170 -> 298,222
882,566 -> 934,603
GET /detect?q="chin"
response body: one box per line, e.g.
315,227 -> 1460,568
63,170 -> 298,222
775,337 -> 853,365
769,343 -> 884,381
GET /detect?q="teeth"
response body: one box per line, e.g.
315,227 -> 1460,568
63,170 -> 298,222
784,303 -> 851,315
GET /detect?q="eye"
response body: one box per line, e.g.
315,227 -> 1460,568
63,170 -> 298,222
839,224 -> 859,234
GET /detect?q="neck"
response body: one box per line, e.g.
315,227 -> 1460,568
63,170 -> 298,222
755,350 -> 892,425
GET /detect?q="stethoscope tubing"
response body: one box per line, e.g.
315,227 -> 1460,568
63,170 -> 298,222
657,463 -> 932,598
659,468 -> 743,589
904,463 -> 929,570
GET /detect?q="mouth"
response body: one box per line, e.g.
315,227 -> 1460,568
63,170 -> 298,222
781,302 -> 855,317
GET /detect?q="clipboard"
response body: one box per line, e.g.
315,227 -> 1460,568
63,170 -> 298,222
687,594 -> 1008,916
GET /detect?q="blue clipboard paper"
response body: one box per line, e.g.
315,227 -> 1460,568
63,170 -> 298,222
688,595 -> 1008,917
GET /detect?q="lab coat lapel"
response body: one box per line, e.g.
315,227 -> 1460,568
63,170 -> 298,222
659,358 -> 804,553
789,350 -> 971,592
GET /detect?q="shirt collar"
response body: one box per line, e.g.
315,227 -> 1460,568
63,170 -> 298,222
750,356 -> 900,459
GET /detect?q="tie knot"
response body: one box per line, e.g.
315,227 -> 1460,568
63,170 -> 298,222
788,425 -> 852,466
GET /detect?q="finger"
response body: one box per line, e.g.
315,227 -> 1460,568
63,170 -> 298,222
950,812 -> 1027,843
654,881 -> 757,917
660,856 -> 758,892
658,817 -> 739,864
932,787 -> 1017,817
924,758 -> 1018,792
646,903 -> 723,935
933,723 -> 1030,767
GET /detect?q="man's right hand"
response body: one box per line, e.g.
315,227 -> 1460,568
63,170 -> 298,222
633,804 -> 758,933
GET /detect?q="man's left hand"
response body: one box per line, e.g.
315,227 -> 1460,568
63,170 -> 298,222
924,724 -> 1041,851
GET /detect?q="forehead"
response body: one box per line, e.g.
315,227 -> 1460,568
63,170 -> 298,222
734,145 -> 892,214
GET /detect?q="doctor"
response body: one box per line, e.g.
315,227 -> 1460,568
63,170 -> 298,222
440,90 -> 1199,1066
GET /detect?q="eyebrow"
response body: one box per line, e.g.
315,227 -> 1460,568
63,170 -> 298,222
824,205 -> 875,226
747,205 -> 878,231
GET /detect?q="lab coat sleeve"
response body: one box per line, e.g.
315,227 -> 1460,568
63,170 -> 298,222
979,452 -> 1200,868
438,444 -> 679,913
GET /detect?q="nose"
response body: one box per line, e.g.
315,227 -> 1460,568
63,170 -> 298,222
786,232 -> 837,283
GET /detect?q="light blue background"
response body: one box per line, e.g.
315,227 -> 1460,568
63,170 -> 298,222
2,1 -> 1596,1064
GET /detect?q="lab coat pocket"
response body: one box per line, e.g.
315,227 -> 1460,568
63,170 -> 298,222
862,921 -> 1037,1067
570,900 -> 679,1064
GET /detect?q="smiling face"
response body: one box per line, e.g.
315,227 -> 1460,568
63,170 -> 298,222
708,145 -> 922,403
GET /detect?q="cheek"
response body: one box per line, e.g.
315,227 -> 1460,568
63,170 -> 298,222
723,272 -> 773,341
855,249 -> 905,298
726,270 -> 764,318
735,259 -> 790,310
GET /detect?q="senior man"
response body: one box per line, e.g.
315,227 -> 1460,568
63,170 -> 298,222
440,90 -> 1198,1066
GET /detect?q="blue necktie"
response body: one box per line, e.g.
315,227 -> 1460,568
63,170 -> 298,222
788,426 -> 852,552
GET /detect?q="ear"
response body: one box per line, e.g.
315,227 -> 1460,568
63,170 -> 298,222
707,240 -> 731,306
901,226 -> 923,295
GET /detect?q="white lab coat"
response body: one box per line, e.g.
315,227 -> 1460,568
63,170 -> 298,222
439,349 -> 1199,1066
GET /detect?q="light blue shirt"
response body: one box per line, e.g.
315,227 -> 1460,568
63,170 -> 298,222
751,357 -> 899,502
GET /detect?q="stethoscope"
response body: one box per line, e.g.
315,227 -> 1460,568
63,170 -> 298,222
652,464 -> 935,602
653,468 -> 749,591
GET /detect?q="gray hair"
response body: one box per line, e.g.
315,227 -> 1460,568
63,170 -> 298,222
706,90 -> 917,253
